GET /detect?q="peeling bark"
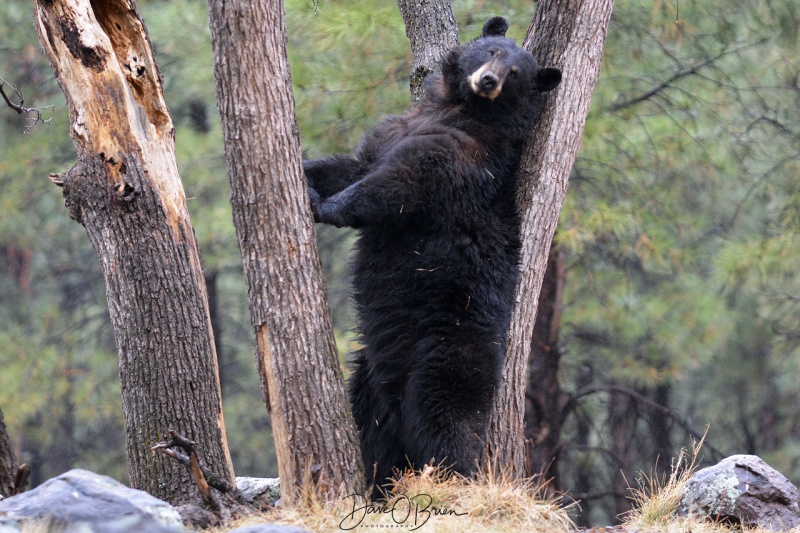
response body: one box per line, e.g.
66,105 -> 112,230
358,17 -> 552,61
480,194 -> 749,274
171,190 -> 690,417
33,0 -> 234,504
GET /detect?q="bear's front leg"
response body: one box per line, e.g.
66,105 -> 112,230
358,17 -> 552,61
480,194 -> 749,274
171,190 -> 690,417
303,155 -> 366,199
311,166 -> 426,229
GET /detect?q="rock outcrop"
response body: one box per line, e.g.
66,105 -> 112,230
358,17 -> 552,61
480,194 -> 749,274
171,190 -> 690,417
678,454 -> 800,531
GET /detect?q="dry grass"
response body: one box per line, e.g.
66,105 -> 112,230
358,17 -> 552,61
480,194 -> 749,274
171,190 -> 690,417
622,438 -> 704,530
20,433 -> 800,533
219,464 -> 575,533
621,432 -> 800,533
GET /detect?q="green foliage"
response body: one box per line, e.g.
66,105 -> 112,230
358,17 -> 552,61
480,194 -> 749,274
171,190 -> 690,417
2,0 -> 800,527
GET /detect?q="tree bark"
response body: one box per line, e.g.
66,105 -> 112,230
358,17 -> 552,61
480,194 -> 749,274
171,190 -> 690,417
524,245 -> 566,488
486,0 -> 614,476
207,0 -> 364,502
33,0 -> 234,504
0,406 -> 16,498
395,0 -> 460,106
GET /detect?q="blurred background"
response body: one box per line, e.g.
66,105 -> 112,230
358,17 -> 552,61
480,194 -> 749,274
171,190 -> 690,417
1,0 -> 798,525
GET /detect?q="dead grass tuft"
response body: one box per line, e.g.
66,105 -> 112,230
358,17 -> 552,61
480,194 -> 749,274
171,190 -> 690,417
219,463 -> 574,532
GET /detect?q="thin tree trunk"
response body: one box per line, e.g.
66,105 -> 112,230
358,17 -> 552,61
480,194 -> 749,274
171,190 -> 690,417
525,245 -> 566,487
608,386 -> 636,519
207,0 -> 364,502
486,0 -> 614,476
649,383 -> 673,477
33,0 -> 234,504
0,407 -> 16,498
396,0 -> 460,106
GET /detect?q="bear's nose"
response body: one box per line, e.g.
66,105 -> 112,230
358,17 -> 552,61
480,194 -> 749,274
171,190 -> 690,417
480,72 -> 499,91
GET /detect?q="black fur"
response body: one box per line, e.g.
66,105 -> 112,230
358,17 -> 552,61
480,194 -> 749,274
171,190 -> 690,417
304,17 -> 561,490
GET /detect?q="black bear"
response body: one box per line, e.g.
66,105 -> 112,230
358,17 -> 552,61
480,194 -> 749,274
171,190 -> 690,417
304,17 -> 561,489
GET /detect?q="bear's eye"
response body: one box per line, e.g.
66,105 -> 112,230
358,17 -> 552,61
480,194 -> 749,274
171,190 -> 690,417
509,67 -> 518,79
487,50 -> 495,57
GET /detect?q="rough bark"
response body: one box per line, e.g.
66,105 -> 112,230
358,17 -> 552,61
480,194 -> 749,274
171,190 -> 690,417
486,0 -> 614,476
207,0 -> 364,502
0,406 -> 16,498
524,245 -> 566,487
395,0 -> 460,106
33,0 -> 234,504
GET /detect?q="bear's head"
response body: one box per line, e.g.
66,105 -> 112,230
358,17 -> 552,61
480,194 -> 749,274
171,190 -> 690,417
440,17 -> 561,106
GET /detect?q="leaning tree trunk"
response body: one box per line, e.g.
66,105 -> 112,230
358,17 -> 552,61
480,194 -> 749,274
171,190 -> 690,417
486,0 -> 614,476
207,0 -> 364,502
33,0 -> 234,504
0,406 -> 16,498
396,0 -> 460,106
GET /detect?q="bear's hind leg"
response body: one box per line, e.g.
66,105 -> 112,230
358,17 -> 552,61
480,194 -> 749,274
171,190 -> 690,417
349,351 -> 406,494
400,340 -> 502,477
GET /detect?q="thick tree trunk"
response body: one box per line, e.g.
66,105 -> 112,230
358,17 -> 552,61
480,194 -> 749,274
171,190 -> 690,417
0,407 -> 16,498
33,0 -> 234,504
395,0 -> 460,106
207,0 -> 364,502
524,245 -> 566,487
486,0 -> 614,476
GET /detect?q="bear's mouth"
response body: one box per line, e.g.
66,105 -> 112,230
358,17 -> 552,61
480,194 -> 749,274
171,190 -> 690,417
468,63 -> 505,100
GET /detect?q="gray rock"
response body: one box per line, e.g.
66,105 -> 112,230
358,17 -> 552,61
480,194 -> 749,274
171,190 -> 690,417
0,517 -> 19,533
229,525 -> 310,533
236,476 -> 281,506
0,468 -> 184,533
678,454 -> 800,530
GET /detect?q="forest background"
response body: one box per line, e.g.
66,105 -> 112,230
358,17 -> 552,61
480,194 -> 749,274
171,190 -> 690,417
1,0 -> 799,525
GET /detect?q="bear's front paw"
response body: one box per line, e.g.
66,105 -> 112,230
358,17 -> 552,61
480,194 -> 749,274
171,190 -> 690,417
308,186 -> 322,223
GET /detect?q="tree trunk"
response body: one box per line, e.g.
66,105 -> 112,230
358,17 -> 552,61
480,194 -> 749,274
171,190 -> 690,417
524,245 -> 566,488
486,0 -> 614,476
0,406 -> 16,498
33,0 -> 234,504
649,383 -> 673,478
395,0 -> 460,106
207,0 -> 364,502
608,386 -> 636,519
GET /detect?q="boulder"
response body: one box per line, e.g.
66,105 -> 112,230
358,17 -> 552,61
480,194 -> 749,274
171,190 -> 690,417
0,518 -> 19,533
237,477 -> 281,507
0,469 -> 183,532
678,454 -> 800,530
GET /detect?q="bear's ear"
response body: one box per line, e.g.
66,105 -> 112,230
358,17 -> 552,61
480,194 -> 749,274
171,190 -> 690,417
535,67 -> 562,93
482,16 -> 508,38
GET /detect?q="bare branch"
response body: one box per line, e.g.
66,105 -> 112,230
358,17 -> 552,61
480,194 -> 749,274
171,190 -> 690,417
566,384 -> 725,459
0,77 -> 55,133
607,40 -> 768,112
152,430 -> 248,508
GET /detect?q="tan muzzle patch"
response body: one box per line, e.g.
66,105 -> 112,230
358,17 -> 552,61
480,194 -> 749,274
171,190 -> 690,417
468,62 -> 505,100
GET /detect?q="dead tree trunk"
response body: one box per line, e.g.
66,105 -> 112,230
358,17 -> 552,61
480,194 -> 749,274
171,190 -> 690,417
486,0 -> 614,476
207,0 -> 364,502
33,0 -> 234,504
0,406 -> 16,498
395,0 -> 460,106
